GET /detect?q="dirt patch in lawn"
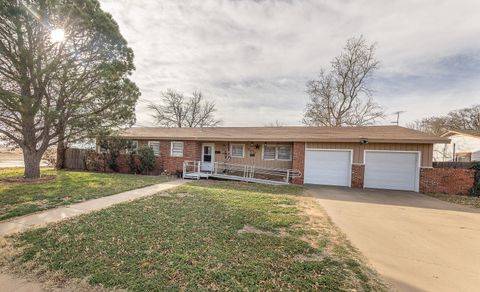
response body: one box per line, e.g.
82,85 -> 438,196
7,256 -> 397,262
1,175 -> 57,184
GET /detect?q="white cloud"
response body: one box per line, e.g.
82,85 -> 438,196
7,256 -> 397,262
100,0 -> 480,126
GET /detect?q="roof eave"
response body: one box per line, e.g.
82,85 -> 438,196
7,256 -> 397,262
117,135 -> 450,144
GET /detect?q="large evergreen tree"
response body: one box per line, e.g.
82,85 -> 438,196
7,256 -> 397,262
0,0 -> 140,178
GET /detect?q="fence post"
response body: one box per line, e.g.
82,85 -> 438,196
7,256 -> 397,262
286,169 -> 290,183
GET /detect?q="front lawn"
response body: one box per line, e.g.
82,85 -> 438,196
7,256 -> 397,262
0,168 -> 171,221
3,181 -> 387,291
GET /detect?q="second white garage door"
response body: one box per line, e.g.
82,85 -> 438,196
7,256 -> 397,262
304,150 -> 352,186
364,151 -> 419,192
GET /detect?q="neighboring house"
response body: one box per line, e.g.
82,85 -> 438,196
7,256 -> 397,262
434,130 -> 480,162
106,125 -> 449,192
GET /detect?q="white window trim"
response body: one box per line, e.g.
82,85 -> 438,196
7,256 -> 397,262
170,141 -> 184,157
262,144 -> 277,161
262,144 -> 293,161
230,143 -> 245,158
148,141 -> 160,156
276,144 -> 293,161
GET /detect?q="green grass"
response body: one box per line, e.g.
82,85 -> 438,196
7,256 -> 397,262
9,180 -> 386,291
0,168 -> 171,221
426,193 -> 480,208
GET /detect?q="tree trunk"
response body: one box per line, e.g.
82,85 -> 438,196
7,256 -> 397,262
23,150 -> 42,178
56,141 -> 67,169
55,125 -> 66,169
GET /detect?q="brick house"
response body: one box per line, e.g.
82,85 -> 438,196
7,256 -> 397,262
97,125 -> 478,194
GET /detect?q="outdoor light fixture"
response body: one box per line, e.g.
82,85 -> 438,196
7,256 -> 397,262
360,139 -> 369,144
50,28 -> 65,43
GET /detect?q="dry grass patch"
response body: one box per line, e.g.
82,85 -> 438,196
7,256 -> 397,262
425,193 -> 480,209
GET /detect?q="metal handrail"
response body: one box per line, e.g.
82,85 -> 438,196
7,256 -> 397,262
183,160 -> 302,183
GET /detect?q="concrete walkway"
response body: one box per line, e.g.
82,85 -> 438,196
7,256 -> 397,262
0,179 -> 186,237
307,185 -> 480,292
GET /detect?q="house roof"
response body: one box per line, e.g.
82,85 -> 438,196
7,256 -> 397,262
441,130 -> 480,138
119,126 -> 449,144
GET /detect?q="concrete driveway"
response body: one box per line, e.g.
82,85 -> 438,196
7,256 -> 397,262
307,186 -> 480,292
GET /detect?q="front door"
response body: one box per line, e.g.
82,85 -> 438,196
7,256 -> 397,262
201,143 -> 215,171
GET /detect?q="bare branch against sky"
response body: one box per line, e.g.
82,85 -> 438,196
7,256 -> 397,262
100,0 -> 480,126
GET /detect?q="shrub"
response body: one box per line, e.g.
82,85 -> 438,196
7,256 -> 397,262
470,162 -> 480,196
138,145 -> 156,175
127,154 -> 141,174
85,150 -> 105,172
98,137 -> 132,172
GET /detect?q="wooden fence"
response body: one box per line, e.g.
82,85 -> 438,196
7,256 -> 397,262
64,148 -> 88,170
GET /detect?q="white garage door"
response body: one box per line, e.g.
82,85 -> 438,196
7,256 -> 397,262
364,151 -> 419,192
304,150 -> 351,186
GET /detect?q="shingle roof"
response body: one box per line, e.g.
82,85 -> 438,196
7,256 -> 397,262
119,126 -> 449,144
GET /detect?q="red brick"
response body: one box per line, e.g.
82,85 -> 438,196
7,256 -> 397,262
420,168 -> 475,195
292,142 -> 305,184
351,164 -> 364,188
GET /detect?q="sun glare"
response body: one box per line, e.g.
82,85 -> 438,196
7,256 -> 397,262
50,28 -> 65,43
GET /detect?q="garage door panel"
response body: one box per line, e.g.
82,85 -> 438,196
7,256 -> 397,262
364,152 -> 418,191
304,150 -> 351,186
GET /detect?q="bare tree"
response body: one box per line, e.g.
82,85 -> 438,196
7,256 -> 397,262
447,105 -> 480,131
303,36 -> 384,127
406,117 -> 450,135
407,104 -> 480,135
149,90 -> 221,127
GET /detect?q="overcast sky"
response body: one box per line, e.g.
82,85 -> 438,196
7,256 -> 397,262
100,0 -> 480,127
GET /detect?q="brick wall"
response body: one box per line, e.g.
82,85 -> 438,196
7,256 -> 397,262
420,168 -> 475,195
351,164 -> 365,188
160,140 -> 201,174
292,142 -> 305,184
85,140 -> 201,175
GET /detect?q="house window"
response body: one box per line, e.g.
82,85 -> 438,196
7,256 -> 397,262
148,141 -> 160,156
127,140 -> 138,154
231,144 -> 244,158
277,145 -> 292,160
263,145 -> 277,160
263,144 -> 292,161
171,141 -> 184,157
